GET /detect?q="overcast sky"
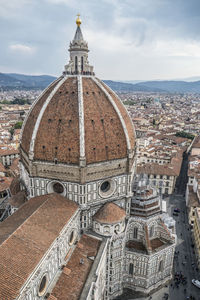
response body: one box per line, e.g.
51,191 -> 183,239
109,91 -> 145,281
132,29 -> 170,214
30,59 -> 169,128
1,0 -> 200,80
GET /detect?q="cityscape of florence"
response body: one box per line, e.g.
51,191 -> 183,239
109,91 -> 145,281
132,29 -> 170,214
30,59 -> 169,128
0,1 -> 200,300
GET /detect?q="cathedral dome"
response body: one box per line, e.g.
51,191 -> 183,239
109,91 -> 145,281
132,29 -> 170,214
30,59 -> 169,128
21,76 -> 135,166
20,19 -> 135,168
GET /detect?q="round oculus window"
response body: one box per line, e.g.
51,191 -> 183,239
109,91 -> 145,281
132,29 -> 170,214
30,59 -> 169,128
53,182 -> 64,194
100,181 -> 110,193
99,179 -> 116,198
38,275 -> 47,296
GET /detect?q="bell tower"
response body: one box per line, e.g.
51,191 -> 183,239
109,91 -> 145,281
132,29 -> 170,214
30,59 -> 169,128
64,14 -> 94,75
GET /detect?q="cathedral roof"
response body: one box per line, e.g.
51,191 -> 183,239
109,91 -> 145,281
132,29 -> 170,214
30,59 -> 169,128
93,202 -> 126,224
0,194 -> 78,299
49,234 -> 101,300
21,76 -> 135,165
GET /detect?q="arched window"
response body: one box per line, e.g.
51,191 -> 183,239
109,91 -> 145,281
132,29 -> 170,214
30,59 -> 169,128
81,56 -> 84,72
75,56 -> 78,73
158,260 -> 163,272
133,227 -> 138,239
129,263 -> 133,275
104,226 -> 110,233
38,275 -> 47,296
149,225 -> 154,238
115,224 -> 120,231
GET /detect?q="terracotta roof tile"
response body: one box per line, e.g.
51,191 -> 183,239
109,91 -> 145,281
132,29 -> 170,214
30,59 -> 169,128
0,176 -> 12,192
0,162 -> 6,173
34,77 -> 80,164
9,176 -> 21,195
49,234 -> 101,300
8,190 -> 27,208
0,194 -> 79,299
137,159 -> 182,176
93,202 -> 126,224
100,80 -> 135,149
83,78 -> 127,163
21,78 -> 62,154
21,76 -> 135,165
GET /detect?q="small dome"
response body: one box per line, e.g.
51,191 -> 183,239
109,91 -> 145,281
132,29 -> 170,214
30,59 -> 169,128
93,202 -> 126,224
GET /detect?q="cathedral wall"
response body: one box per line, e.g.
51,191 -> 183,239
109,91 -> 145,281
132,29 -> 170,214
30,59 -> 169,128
28,174 -> 129,202
17,209 -> 80,300
106,234 -> 125,299
84,239 -> 108,300
124,244 -> 174,293
20,164 -> 133,231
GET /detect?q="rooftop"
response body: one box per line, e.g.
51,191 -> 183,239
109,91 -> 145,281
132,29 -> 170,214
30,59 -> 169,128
93,202 -> 126,224
0,193 -> 78,299
49,234 -> 101,300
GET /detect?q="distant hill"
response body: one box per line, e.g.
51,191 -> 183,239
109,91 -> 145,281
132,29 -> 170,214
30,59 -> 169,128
136,80 -> 200,93
8,73 -> 57,88
1,72 -> 200,93
0,73 -> 57,89
103,80 -> 164,92
0,73 -> 24,88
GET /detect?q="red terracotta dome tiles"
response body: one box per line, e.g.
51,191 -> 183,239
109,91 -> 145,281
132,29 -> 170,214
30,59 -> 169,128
21,78 -> 62,155
100,80 -> 135,150
93,202 -> 126,224
82,77 -> 127,164
34,77 -> 80,164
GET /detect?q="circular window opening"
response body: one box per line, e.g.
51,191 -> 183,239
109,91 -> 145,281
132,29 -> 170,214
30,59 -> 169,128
101,181 -> 110,193
53,182 -> 64,194
38,275 -> 47,296
99,179 -> 116,198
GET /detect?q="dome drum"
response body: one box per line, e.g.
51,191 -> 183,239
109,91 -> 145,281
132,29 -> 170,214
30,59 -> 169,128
20,152 -> 130,184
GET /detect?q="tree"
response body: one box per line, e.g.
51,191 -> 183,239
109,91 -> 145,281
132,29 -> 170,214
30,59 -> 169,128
175,131 -> 195,140
14,121 -> 23,129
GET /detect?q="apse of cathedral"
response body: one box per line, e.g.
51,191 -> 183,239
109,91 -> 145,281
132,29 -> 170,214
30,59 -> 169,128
0,16 -> 176,300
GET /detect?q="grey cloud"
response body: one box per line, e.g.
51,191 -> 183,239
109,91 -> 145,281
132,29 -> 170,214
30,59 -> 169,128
1,0 -> 200,78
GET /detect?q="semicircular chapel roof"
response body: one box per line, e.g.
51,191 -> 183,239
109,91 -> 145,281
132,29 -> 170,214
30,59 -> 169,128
93,202 -> 126,224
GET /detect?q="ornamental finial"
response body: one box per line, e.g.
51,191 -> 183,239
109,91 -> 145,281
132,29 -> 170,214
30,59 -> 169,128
76,14 -> 81,27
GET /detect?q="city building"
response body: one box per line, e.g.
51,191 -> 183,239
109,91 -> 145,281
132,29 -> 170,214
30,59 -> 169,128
193,207 -> 200,268
0,17 -> 175,300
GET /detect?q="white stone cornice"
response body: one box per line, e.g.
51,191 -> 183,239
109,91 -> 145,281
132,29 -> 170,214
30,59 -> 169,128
77,76 -> 85,162
29,76 -> 67,159
92,77 -> 131,150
